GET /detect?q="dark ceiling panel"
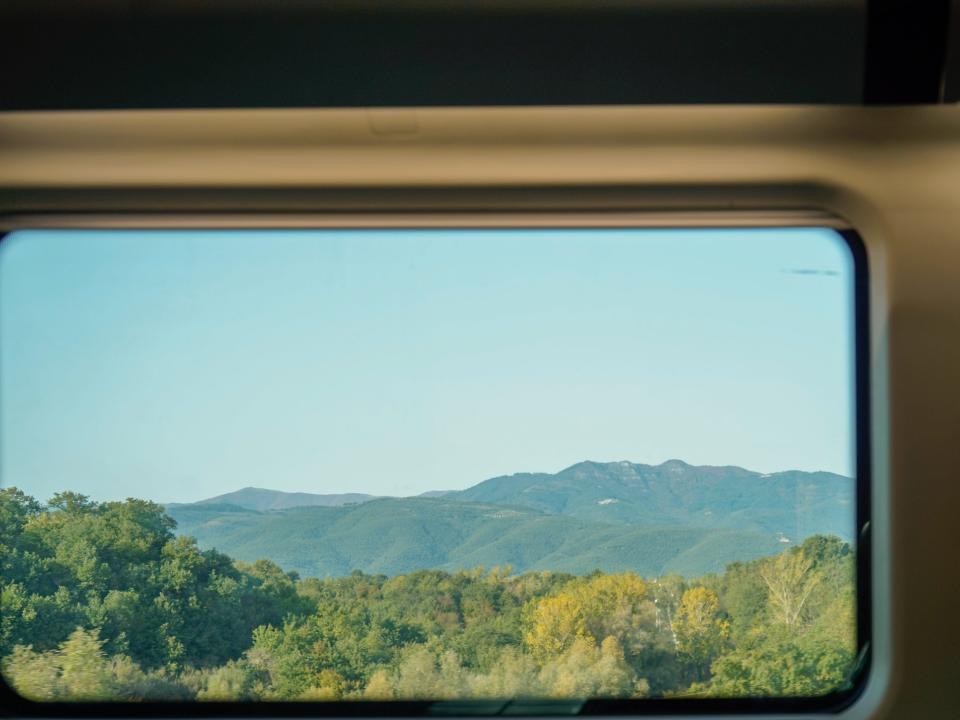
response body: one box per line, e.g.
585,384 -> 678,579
942,0 -> 960,102
864,0 -> 952,103
1,1 -> 865,109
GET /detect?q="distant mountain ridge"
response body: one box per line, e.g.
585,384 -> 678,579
164,460 -> 854,580
167,487 -> 380,512
450,459 -> 853,539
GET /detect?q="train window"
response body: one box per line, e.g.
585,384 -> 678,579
0,226 -> 867,713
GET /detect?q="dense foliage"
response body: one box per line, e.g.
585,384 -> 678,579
0,489 -> 858,702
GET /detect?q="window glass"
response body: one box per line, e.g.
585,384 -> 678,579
0,228 -> 861,706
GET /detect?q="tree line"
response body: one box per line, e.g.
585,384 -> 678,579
0,488 -> 857,701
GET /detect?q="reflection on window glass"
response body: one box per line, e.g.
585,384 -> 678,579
0,228 -> 858,704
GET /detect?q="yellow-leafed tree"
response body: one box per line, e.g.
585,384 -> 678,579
524,573 -> 656,664
671,587 -> 730,682
524,593 -> 588,662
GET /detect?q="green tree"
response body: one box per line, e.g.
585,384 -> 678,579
57,627 -> 115,699
2,644 -> 61,700
707,630 -> 854,697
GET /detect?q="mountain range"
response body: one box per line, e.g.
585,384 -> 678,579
165,459 -> 854,580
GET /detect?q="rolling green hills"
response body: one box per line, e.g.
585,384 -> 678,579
167,496 -> 786,579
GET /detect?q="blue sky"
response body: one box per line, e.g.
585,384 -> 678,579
0,228 -> 855,503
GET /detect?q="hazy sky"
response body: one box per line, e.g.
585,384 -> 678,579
0,228 -> 855,503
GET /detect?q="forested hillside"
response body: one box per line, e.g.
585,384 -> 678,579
1,488 -> 858,702
166,498 -> 786,578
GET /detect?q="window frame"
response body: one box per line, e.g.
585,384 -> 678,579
0,211 -> 872,717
